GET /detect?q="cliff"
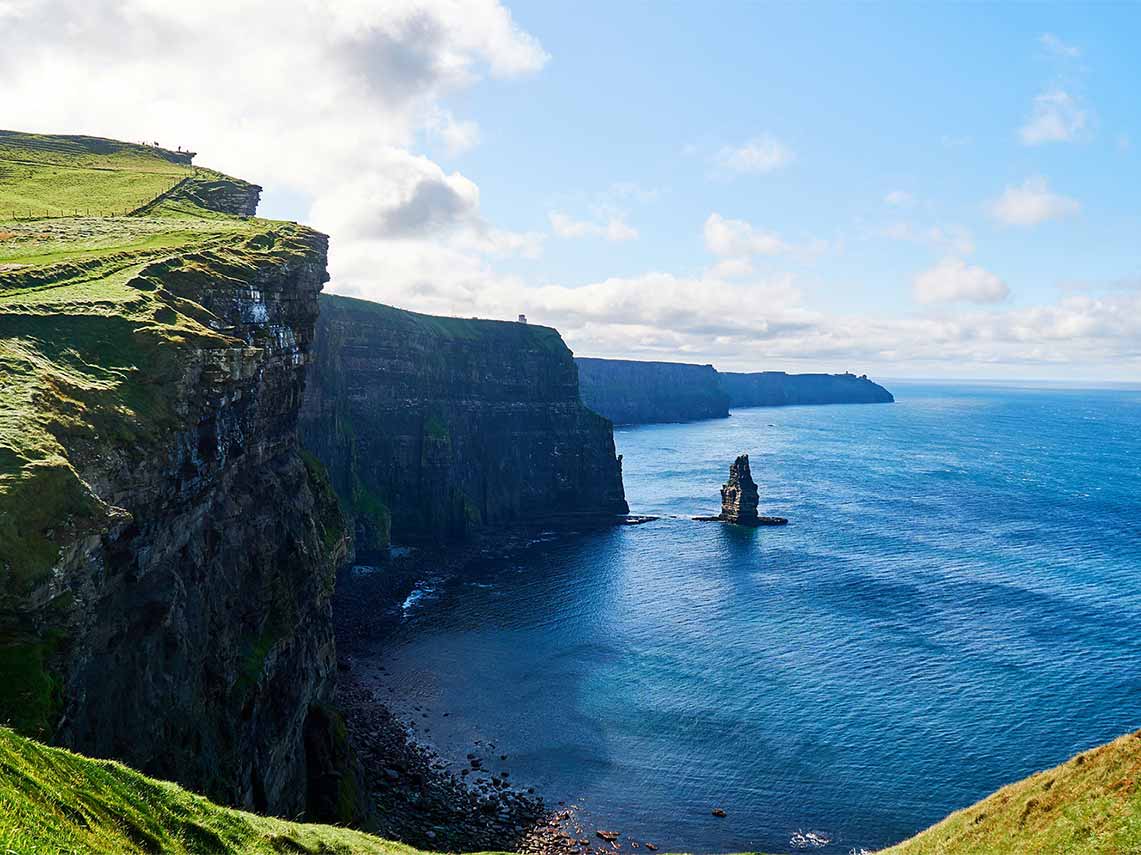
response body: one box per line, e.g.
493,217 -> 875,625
720,370 -> 894,408
575,357 -> 730,425
575,359 -> 893,424
0,132 -> 362,822
300,297 -> 628,553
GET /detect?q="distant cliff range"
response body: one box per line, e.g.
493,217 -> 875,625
576,358 -> 730,426
720,370 -> 894,409
575,357 -> 893,425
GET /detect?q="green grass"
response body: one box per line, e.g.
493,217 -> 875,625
0,639 -> 60,739
1,724 -> 1137,855
0,131 -> 194,218
0,727 -> 434,855
881,730 -> 1141,854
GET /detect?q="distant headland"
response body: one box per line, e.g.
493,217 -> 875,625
575,356 -> 893,425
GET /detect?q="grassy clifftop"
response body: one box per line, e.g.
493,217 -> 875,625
319,293 -> 569,353
0,131 -> 194,218
0,130 -> 321,736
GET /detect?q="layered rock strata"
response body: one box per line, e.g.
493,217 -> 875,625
720,454 -> 761,525
575,357 -> 730,425
301,297 -> 628,552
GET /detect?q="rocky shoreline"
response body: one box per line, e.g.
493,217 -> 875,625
334,522 -> 662,854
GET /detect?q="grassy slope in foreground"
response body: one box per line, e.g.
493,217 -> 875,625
0,728 -> 422,855
0,131 -> 318,736
881,730 -> 1141,855
2,727 -> 1138,855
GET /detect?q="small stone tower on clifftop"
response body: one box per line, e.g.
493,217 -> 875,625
720,454 -> 761,525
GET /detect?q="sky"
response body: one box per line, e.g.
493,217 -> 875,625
2,0 -> 1139,381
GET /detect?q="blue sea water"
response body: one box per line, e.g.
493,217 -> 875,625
358,384 -> 1141,853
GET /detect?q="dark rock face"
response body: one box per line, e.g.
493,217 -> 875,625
173,175 -> 261,216
720,454 -> 761,525
719,371 -> 894,408
575,357 -> 730,425
3,229 -> 363,820
300,297 -> 628,552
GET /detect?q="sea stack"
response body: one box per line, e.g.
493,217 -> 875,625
721,454 -> 761,525
699,453 -> 788,526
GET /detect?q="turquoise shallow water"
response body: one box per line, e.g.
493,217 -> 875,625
356,384 -> 1141,853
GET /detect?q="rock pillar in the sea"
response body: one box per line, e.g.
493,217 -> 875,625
720,454 -> 761,525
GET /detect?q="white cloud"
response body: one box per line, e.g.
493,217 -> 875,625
714,135 -> 794,175
549,211 -> 638,242
913,257 -> 1009,305
704,213 -> 789,257
604,219 -> 639,241
989,176 -> 1080,227
880,222 -> 975,255
0,0 -> 549,290
1040,33 -> 1080,58
706,257 -> 755,279
327,246 -> 1141,377
1019,90 -> 1088,145
884,190 -> 914,208
431,110 -> 481,155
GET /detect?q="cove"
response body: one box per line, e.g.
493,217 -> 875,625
345,384 -> 1141,853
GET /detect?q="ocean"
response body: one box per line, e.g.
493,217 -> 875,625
352,383 -> 1141,853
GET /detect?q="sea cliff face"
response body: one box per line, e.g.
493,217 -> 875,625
720,371 -> 894,407
300,297 -> 628,553
575,357 -> 730,425
0,133 -> 361,822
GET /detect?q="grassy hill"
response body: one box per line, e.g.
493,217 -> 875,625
0,727 -> 421,855
881,730 -> 1141,855
0,131 -> 194,217
0,130 -> 319,737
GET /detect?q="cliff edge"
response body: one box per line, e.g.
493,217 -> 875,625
576,357 -> 730,425
301,297 -> 628,553
0,131 -> 362,822
720,370 -> 894,408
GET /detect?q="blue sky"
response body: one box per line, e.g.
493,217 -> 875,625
4,1 -> 1139,380
428,3 -> 1139,313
